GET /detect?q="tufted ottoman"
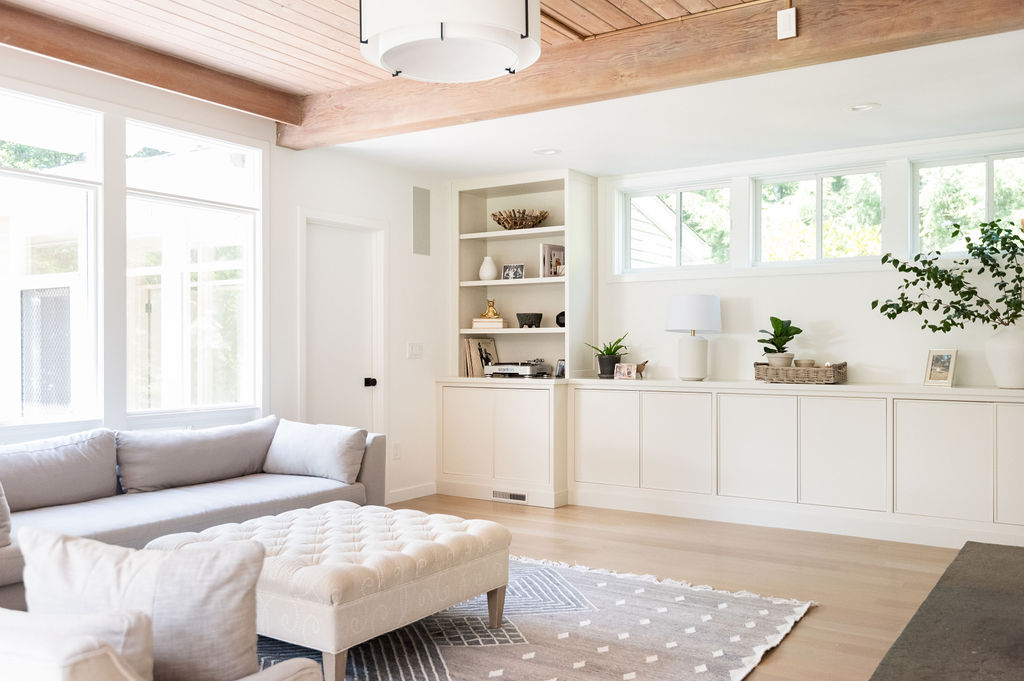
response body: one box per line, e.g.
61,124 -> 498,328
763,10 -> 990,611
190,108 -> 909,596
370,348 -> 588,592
147,501 -> 511,681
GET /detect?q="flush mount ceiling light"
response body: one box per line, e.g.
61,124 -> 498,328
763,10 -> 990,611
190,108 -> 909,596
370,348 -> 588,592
359,0 -> 542,83
533,148 -> 561,156
849,102 -> 882,112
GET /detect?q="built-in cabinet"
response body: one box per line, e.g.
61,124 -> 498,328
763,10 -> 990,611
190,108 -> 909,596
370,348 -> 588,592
719,394 -> 797,502
437,380 -> 567,508
640,392 -> 714,494
997,404 -> 1024,525
572,390 -> 639,487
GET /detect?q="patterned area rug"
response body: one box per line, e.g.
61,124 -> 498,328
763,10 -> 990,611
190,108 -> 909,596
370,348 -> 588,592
258,557 -> 812,681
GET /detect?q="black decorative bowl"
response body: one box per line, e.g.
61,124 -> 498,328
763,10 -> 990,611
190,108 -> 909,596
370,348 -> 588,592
556,311 -> 565,327
516,313 -> 543,328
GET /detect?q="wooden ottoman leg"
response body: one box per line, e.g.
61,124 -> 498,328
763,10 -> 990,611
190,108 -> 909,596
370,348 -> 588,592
322,650 -> 347,681
487,585 -> 507,628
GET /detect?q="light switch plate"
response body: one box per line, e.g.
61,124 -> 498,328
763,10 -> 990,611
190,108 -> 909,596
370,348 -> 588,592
406,342 -> 423,359
777,7 -> 796,40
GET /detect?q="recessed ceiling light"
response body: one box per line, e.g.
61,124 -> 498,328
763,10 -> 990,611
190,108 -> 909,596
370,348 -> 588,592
849,102 -> 881,112
533,148 -> 561,156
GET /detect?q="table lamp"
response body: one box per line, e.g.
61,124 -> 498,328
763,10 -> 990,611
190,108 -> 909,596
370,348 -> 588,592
665,294 -> 721,381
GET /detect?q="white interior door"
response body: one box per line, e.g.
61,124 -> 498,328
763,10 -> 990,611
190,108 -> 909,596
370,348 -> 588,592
303,219 -> 377,430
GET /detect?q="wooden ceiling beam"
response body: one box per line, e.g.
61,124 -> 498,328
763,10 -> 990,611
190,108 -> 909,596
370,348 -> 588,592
278,0 -> 1024,149
0,1 -> 304,125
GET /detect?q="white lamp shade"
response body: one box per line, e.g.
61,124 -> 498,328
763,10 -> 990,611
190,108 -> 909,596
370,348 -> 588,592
360,0 -> 542,83
665,294 -> 722,334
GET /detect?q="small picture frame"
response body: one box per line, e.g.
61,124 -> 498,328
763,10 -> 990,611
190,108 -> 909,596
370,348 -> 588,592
613,362 -> 638,380
555,359 -> 566,379
502,263 -> 525,280
924,349 -> 957,387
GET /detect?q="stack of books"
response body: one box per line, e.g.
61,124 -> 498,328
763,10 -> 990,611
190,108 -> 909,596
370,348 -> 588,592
472,317 -> 506,329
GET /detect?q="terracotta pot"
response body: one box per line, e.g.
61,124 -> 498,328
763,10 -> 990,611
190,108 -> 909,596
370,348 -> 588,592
766,353 -> 795,368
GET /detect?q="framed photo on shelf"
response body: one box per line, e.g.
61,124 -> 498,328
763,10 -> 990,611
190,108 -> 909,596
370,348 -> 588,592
502,263 -> 525,280
613,363 -> 638,380
540,243 -> 565,278
924,349 -> 957,387
555,359 -> 565,378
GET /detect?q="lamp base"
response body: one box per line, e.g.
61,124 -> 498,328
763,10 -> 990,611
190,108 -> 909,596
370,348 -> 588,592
677,336 -> 709,381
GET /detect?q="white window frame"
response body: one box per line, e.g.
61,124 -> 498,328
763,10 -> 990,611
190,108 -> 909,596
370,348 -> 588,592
754,164 -> 885,266
622,180 -> 733,274
0,82 -> 270,444
912,150 -> 1024,255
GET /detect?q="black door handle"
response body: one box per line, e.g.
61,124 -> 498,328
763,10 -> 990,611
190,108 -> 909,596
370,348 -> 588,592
364,377 -> 378,387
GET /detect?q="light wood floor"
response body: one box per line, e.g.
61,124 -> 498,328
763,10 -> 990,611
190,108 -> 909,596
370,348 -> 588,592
393,495 -> 957,681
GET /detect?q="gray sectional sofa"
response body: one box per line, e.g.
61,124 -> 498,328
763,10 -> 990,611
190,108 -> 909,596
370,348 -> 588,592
0,416 -> 386,609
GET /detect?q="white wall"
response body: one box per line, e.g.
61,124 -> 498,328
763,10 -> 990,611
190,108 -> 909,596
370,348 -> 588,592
0,46 -> 452,499
270,147 -> 450,501
596,132 -> 1024,387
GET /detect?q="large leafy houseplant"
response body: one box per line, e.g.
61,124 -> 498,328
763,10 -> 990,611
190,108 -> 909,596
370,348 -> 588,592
872,220 -> 1024,330
872,219 -> 1024,388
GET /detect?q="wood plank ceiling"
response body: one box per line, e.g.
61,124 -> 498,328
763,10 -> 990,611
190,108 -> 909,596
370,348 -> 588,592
0,0 -> 768,96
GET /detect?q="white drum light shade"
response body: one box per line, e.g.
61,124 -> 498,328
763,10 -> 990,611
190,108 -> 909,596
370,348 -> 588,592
666,294 -> 722,381
360,0 -> 542,83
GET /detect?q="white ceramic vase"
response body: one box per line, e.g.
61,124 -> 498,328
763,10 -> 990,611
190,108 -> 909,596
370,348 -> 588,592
766,352 -> 794,368
986,326 -> 1024,389
478,256 -> 498,281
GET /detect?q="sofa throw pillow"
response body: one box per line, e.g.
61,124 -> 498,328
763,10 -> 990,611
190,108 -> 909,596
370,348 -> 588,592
0,429 -> 117,511
0,629 -> 147,681
20,527 -> 265,681
0,482 -> 9,548
116,415 -> 279,493
0,606 -> 154,681
263,419 -> 367,484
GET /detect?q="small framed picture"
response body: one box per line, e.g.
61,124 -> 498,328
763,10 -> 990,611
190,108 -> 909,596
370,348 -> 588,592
924,349 -> 957,387
613,362 -> 637,380
555,359 -> 566,378
502,263 -> 525,280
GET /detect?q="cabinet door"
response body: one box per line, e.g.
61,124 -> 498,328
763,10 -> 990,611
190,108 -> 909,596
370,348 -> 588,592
641,392 -> 713,494
895,400 -> 993,521
494,389 -> 550,484
441,387 -> 494,477
719,394 -> 798,502
997,404 -> 1024,525
573,390 -> 640,487
800,397 -> 887,511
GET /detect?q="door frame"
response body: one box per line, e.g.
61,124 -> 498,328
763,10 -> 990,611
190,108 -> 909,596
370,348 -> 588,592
296,209 -> 388,436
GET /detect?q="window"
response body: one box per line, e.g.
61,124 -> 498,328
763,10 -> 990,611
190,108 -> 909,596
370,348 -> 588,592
917,154 -> 1024,252
0,90 -> 99,424
758,171 -> 882,263
125,122 -> 259,412
627,186 -> 730,270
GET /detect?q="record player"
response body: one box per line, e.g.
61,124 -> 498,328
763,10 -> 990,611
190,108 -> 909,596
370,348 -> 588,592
484,359 -> 552,378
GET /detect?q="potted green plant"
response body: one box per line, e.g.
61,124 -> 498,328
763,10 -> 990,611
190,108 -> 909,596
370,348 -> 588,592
585,333 -> 629,379
872,219 -> 1024,388
758,317 -> 803,367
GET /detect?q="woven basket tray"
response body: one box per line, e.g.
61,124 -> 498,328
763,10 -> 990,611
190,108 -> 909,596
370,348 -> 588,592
754,361 -> 848,384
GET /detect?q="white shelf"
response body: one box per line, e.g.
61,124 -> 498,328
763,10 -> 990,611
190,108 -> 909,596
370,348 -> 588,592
460,226 -> 566,241
460,328 -> 566,335
460,276 -> 565,287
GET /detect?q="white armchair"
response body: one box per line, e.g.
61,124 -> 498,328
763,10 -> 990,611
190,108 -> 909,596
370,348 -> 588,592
0,611 -> 322,681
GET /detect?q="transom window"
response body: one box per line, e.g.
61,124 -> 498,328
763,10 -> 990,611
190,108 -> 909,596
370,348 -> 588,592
626,186 -> 730,271
917,154 -> 1024,252
757,170 -> 882,263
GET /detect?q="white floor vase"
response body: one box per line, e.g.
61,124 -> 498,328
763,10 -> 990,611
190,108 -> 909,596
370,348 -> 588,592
987,326 -> 1024,389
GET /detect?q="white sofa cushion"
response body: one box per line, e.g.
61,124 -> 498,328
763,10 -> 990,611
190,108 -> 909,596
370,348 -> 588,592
264,419 -> 366,484
116,416 -> 279,493
0,606 -> 153,681
0,481 -> 10,548
0,429 -> 116,512
20,527 -> 265,681
0,628 -> 147,681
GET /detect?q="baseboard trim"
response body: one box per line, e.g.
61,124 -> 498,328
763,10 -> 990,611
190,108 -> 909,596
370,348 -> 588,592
569,484 -> 1024,549
387,482 -> 437,504
437,478 -> 568,509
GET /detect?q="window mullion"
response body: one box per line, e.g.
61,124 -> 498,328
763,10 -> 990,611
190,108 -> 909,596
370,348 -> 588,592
676,191 -> 683,268
986,157 -> 995,221
101,113 -> 128,429
816,176 -> 824,261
